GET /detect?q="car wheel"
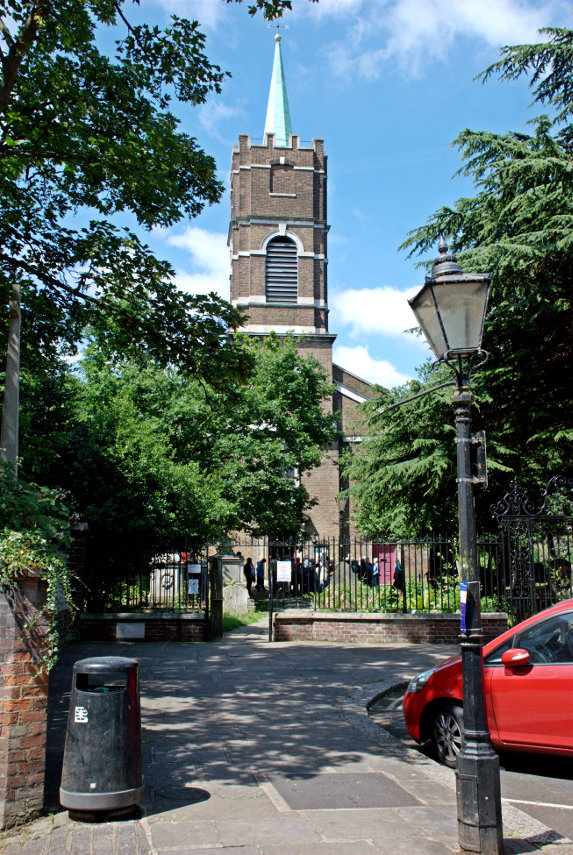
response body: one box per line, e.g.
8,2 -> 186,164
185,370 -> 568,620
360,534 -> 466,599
432,704 -> 463,768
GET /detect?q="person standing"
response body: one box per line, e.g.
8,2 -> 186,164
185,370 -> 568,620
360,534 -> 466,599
372,556 -> 380,587
256,557 -> 266,592
243,557 -> 255,596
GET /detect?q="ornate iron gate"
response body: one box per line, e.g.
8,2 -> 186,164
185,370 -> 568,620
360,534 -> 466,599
491,476 -> 573,621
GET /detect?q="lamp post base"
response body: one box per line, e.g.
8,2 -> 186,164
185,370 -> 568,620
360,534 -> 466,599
456,638 -> 503,855
456,751 -> 503,854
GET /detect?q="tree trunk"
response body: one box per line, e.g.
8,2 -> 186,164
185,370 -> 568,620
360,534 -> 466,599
1,280 -> 21,477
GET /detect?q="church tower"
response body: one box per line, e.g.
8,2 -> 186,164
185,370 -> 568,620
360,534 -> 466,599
229,33 -> 335,375
229,34 -> 370,539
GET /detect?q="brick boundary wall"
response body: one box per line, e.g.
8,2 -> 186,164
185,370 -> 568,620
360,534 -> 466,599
273,610 -> 509,644
79,613 -> 207,642
0,577 -> 50,829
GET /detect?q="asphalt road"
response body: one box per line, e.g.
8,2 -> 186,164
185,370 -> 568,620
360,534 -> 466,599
369,689 -> 573,841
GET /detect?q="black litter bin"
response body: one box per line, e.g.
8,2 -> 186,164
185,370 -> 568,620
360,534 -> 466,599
60,656 -> 144,813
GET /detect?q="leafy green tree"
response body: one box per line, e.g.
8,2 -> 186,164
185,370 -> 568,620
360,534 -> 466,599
18,335 -> 336,604
211,334 -> 338,537
347,27 -> 573,534
0,1 -> 249,370
0,0 -> 316,373
2,0 -> 305,471
344,361 -> 517,535
0,459 -> 73,668
344,368 -> 457,536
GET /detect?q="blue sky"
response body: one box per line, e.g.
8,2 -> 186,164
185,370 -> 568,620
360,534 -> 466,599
141,0 -> 570,387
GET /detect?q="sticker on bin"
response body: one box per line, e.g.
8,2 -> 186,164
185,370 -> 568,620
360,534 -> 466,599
74,706 -> 89,723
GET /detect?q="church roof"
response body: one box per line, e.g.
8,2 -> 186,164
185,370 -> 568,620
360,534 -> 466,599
264,34 -> 292,146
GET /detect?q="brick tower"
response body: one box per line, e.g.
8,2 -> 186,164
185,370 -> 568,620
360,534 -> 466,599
229,34 -> 370,539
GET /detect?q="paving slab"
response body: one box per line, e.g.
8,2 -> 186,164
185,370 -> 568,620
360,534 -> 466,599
270,771 -> 420,810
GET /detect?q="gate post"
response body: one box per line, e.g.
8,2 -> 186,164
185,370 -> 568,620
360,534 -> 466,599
0,575 -> 50,829
268,570 -> 273,642
207,558 -> 223,641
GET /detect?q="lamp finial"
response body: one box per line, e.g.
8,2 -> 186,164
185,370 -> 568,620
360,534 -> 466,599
430,237 -> 462,279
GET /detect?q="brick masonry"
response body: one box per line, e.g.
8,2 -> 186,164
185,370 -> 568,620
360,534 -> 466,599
0,577 -> 50,829
229,131 -> 373,540
78,613 -> 207,643
273,610 -> 509,645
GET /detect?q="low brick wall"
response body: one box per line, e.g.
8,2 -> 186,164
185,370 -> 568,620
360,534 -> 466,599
273,610 -> 508,644
79,613 -> 206,642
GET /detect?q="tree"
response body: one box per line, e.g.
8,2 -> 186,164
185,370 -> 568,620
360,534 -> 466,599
0,2 -> 241,352
0,0 -> 317,371
0,1 -> 265,469
344,368 -> 458,536
18,335 -> 337,604
347,27 -> 573,534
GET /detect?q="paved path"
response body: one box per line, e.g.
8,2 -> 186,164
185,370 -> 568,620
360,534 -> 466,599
1,620 -> 572,854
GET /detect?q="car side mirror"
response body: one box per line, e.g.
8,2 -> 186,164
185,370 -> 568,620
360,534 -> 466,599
501,648 -> 530,667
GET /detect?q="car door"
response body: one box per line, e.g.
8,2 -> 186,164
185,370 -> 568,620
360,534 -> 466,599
486,610 -> 573,751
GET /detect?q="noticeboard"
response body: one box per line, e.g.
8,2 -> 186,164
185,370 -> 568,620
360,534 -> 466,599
276,560 -> 292,582
187,563 -> 201,596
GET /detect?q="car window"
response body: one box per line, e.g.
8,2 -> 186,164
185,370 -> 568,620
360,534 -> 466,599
484,639 -> 512,665
516,611 -> 573,664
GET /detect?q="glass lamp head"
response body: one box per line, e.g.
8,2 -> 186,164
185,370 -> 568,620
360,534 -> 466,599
409,239 -> 491,360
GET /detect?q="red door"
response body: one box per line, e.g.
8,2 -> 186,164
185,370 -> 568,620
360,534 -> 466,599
372,544 -> 396,586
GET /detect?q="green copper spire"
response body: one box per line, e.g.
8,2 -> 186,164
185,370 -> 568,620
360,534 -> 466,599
264,34 -> 292,146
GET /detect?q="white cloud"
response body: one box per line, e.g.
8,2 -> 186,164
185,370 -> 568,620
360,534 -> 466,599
168,227 -> 230,299
334,344 -> 413,387
321,0 -> 564,79
303,0 -> 365,20
198,100 -> 247,142
330,284 -> 422,339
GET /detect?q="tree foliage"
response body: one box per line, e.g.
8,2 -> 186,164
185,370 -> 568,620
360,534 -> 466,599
18,336 -> 337,602
344,368 -> 457,535
227,0 -> 318,18
347,27 -> 573,534
0,0 -> 250,381
0,462 -> 73,668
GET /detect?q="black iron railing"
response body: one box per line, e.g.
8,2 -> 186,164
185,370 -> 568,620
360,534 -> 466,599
80,517 -> 573,626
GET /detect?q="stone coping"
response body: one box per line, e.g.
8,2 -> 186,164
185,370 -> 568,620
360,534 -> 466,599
274,609 -> 507,621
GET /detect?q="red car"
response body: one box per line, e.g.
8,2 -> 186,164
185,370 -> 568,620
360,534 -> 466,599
403,599 -> 573,767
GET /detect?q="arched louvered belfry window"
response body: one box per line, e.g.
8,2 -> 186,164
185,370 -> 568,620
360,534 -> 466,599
265,236 -> 298,303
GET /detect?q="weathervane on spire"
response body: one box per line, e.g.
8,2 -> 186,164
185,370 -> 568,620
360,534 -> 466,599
268,14 -> 288,41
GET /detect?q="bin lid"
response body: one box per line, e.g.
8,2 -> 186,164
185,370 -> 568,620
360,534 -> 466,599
72,656 -> 139,674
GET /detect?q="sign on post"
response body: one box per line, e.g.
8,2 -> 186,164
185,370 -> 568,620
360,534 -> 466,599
460,580 -> 468,634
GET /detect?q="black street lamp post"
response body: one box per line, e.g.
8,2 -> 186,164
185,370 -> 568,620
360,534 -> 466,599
409,239 -> 503,855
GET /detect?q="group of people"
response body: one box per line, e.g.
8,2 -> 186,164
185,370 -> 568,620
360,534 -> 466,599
350,556 -> 380,587
292,556 -> 333,595
243,557 -> 266,595
349,556 -> 405,592
242,555 -> 334,597
243,553 -> 405,596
